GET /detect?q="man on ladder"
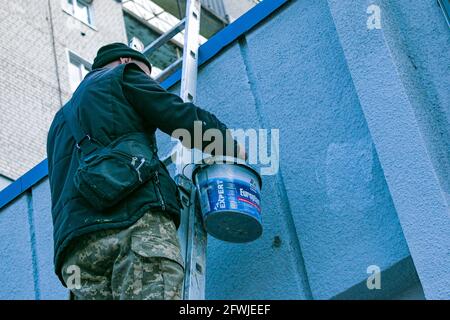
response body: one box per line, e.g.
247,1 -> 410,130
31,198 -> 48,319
47,0 -> 245,300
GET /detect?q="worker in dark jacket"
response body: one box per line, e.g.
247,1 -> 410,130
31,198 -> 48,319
47,43 -> 244,300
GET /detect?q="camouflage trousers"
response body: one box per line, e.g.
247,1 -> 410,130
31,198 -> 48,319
61,210 -> 184,300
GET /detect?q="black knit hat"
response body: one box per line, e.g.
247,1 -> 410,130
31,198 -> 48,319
92,42 -> 152,72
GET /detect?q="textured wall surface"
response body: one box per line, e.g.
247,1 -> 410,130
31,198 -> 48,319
327,0 -> 450,299
0,0 -> 126,180
0,194 -> 36,299
0,0 -> 448,300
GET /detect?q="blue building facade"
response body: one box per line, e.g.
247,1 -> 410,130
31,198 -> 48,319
0,0 -> 449,299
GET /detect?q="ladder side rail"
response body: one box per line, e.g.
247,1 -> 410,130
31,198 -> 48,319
177,0 -> 207,301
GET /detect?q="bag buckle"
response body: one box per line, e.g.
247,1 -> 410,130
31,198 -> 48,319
76,135 -> 91,149
132,157 -> 146,182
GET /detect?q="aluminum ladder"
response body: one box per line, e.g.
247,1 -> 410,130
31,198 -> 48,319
139,0 -> 207,300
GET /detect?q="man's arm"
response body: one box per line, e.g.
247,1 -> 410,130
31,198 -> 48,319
122,63 -> 242,158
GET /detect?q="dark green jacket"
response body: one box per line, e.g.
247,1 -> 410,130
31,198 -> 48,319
47,63 -> 235,285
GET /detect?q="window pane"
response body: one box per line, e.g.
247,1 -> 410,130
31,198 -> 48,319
68,52 -> 91,93
81,65 -> 89,78
68,61 -> 82,93
74,0 -> 91,24
63,0 -> 75,14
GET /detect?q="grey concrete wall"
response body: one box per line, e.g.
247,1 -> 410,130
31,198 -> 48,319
0,175 -> 12,192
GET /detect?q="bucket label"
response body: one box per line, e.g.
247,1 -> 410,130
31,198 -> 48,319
199,178 -> 261,220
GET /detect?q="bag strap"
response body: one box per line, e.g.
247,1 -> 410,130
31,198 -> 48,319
62,101 -> 98,156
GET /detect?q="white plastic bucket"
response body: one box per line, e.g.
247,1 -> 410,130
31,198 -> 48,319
192,158 -> 262,243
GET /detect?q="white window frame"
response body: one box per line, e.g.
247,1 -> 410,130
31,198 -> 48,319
62,0 -> 95,28
67,50 -> 92,93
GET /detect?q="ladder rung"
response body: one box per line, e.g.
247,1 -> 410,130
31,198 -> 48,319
143,18 -> 186,56
154,57 -> 183,82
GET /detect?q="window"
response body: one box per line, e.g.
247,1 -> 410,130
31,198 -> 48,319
67,51 -> 91,93
63,0 -> 94,26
